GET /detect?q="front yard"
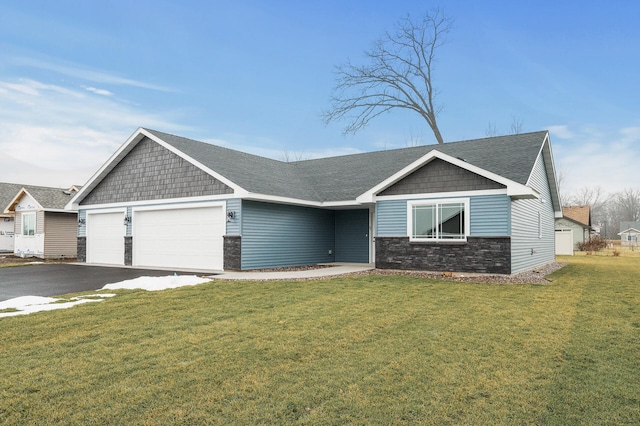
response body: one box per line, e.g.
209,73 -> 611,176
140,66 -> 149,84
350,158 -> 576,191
1,255 -> 638,424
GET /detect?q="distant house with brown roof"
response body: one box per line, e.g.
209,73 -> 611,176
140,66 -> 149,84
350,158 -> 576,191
555,205 -> 592,253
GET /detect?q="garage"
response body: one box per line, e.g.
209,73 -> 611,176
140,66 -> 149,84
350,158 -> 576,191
133,204 -> 225,271
555,229 -> 573,255
87,210 -> 125,265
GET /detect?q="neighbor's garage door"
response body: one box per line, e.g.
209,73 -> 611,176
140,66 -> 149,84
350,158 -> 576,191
555,229 -> 574,255
87,211 -> 125,265
133,205 -> 225,270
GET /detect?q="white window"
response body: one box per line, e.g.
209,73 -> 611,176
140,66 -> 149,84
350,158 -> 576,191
408,198 -> 469,241
22,212 -> 36,236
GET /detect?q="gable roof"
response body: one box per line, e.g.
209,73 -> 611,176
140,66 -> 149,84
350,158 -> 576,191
619,221 -> 640,234
562,206 -> 591,227
0,182 -> 25,216
4,184 -> 79,213
69,128 -> 561,212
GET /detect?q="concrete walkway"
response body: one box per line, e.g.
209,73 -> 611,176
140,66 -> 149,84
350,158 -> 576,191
208,263 -> 375,280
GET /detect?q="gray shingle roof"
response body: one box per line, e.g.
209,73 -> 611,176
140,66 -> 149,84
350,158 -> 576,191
147,129 -> 548,202
0,182 -> 77,211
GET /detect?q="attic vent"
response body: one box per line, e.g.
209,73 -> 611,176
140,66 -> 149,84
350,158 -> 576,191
456,157 -> 466,162
63,190 -> 71,195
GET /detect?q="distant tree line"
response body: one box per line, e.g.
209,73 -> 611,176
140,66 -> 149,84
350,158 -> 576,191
560,185 -> 640,239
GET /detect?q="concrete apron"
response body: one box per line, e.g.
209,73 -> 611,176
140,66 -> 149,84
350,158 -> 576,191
208,263 -> 375,281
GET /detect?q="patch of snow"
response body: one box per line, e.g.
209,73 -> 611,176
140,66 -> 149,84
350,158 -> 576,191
102,275 -> 210,291
0,276 -> 211,319
0,295 -> 107,318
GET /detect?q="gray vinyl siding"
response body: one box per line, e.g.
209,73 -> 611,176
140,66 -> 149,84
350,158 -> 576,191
36,211 -> 45,234
241,201 -> 335,269
335,209 -> 369,263
376,194 -> 510,237
43,212 -> 78,258
511,154 -> 556,273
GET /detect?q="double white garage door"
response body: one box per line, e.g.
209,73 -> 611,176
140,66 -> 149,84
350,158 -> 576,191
87,205 -> 225,270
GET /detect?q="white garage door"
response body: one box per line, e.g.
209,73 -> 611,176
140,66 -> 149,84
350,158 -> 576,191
87,211 -> 125,265
555,230 -> 574,255
133,205 -> 225,270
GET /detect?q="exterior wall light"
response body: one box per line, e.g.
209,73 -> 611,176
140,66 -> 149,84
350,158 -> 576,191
123,215 -> 132,226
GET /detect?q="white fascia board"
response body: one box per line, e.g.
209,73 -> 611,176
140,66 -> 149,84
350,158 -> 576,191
374,188 -> 508,202
43,208 -> 77,214
65,128 -> 249,210
356,150 -> 537,203
241,193 -> 367,208
74,194 -> 235,211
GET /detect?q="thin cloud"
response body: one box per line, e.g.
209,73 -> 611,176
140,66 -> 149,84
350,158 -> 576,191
85,86 -> 113,96
11,56 -> 175,92
0,77 -> 190,187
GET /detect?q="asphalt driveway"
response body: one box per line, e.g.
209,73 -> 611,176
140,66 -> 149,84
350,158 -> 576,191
0,264 -> 185,302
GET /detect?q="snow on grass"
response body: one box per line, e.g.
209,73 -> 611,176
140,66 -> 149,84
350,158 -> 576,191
0,275 -> 211,318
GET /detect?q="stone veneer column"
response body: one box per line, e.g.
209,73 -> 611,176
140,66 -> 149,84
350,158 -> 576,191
223,235 -> 241,270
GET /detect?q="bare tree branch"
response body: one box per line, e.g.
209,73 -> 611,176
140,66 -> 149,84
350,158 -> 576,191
323,9 -> 452,144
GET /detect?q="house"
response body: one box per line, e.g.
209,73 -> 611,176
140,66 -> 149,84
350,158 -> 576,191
555,205 -> 591,254
4,185 -> 80,258
0,182 -> 25,253
618,221 -> 640,247
66,128 -> 562,274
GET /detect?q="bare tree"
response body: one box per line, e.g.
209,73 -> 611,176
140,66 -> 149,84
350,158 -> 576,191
569,186 -> 609,223
509,116 -> 524,134
613,188 -> 640,222
323,9 -> 452,144
485,121 -> 498,137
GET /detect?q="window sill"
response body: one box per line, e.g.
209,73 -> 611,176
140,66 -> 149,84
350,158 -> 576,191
409,239 -> 468,245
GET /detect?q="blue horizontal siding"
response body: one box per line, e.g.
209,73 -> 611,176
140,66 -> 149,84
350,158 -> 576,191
377,194 -> 510,238
241,201 -> 335,269
226,198 -> 241,235
376,200 -> 407,236
470,195 -> 510,236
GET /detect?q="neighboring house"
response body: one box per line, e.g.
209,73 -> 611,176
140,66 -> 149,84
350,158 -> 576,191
66,128 -> 562,274
618,221 -> 640,247
555,205 -> 591,254
0,182 -> 24,253
4,185 -> 80,258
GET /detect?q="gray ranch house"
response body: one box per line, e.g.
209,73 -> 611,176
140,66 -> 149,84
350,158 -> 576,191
66,128 -> 561,274
618,221 -> 640,247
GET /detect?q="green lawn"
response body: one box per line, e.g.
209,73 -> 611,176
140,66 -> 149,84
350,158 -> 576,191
1,256 -> 638,425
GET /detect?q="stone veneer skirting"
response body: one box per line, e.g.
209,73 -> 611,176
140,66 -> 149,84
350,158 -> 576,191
77,237 -> 86,262
375,236 -> 511,274
124,236 -> 132,266
224,235 -> 241,270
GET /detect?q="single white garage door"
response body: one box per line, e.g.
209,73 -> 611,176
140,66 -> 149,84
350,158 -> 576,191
555,229 -> 574,255
87,211 -> 125,265
133,205 -> 225,270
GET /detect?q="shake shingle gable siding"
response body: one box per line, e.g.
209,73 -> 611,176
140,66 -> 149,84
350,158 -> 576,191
81,137 -> 233,205
379,158 -> 505,196
69,128 -> 560,273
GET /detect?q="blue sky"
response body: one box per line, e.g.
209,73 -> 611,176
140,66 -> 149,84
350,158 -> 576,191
0,0 -> 638,196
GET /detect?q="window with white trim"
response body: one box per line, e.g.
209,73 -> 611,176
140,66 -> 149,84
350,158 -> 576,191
408,199 -> 469,241
22,212 -> 36,236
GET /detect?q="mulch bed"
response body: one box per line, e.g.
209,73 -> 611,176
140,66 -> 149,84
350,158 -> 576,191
0,255 -> 77,266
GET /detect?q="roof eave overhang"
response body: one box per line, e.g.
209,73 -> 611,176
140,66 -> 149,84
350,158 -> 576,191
356,150 -> 538,203
66,128 -> 249,210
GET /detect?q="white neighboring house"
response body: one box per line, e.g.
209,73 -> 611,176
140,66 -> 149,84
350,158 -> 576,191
4,185 -> 80,259
555,205 -> 591,254
0,182 -> 26,253
618,221 -> 640,247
